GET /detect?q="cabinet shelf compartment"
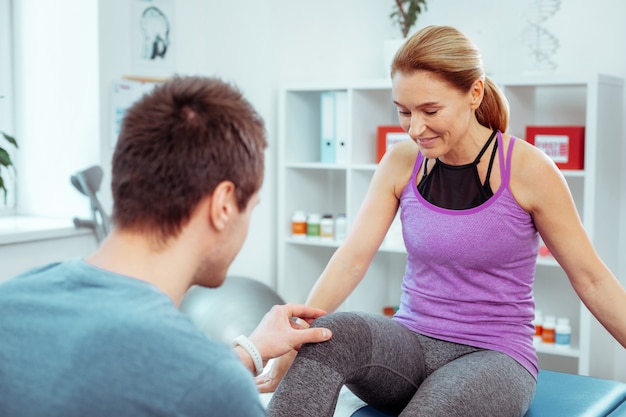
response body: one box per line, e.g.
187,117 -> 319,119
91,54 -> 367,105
533,265 -> 581,354
342,251 -> 406,314
283,167 -> 346,239
498,83 -> 587,142
282,89 -> 344,165
281,244 -> 336,305
351,88 -> 397,165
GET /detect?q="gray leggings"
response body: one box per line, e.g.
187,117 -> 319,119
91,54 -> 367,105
267,312 -> 536,417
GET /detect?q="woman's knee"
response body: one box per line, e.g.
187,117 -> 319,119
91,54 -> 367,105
310,312 -> 417,352
300,312 -> 375,364
311,312 -> 369,335
301,313 -> 424,375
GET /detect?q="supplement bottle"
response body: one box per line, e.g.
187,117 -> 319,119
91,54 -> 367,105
555,317 -> 571,348
542,315 -> 556,344
306,213 -> 321,239
334,213 -> 347,241
291,210 -> 307,239
320,214 -> 334,240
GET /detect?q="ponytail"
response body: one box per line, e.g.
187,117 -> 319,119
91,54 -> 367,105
476,77 -> 509,133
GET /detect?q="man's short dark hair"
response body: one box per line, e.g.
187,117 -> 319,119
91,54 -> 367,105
111,75 -> 267,243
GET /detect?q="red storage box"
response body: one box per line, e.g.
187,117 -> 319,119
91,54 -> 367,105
377,125 -> 411,163
526,126 -> 585,170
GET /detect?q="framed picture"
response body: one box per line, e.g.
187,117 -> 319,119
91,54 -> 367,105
526,126 -> 585,170
377,125 -> 410,163
109,78 -> 162,148
131,0 -> 175,76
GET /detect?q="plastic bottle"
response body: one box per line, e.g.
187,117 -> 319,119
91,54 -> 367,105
555,317 -> 571,348
542,315 -> 556,344
532,310 -> 543,345
334,213 -> 347,241
382,306 -> 397,318
291,210 -> 307,239
306,213 -> 321,239
320,214 -> 334,240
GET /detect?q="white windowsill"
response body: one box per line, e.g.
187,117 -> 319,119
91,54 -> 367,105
0,215 -> 94,246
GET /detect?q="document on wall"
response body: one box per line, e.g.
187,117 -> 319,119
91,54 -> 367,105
109,78 -> 159,148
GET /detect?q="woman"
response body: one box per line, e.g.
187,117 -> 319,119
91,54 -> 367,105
263,26 -> 626,417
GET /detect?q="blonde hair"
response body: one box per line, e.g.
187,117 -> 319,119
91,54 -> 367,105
391,25 -> 509,133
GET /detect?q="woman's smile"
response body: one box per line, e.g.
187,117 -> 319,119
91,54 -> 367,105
416,135 -> 438,147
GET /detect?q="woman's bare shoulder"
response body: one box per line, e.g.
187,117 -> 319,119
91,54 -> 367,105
508,133 -> 566,212
378,138 -> 419,198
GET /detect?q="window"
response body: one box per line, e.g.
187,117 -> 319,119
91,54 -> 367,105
0,0 -> 16,214
4,0 -> 99,219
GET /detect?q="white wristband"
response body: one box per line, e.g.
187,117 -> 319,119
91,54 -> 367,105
232,335 -> 264,376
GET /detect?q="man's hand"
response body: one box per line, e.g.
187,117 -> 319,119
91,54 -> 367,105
249,304 -> 332,363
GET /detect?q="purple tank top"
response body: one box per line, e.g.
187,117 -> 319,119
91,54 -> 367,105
393,132 -> 539,378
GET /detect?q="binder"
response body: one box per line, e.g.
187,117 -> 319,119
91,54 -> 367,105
334,91 -> 348,164
320,92 -> 336,163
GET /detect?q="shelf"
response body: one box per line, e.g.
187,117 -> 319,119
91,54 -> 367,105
287,162 -> 380,172
277,74 -> 624,379
536,257 -> 559,267
535,343 -> 581,358
285,237 -> 406,254
286,237 -> 340,248
281,78 -> 391,92
493,73 -> 623,88
350,163 -> 378,171
560,170 -> 585,178
286,162 -> 347,170
377,244 -> 407,254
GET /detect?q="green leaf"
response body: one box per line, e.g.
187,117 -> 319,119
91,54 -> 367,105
1,131 -> 18,149
0,175 -> 6,205
391,0 -> 428,37
0,147 -> 11,167
0,131 -> 16,205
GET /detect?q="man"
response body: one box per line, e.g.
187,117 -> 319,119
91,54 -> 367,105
0,76 -> 331,416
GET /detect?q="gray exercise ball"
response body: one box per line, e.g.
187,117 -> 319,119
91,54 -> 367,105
179,276 -> 284,346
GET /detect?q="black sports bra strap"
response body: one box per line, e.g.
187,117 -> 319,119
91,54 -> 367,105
473,129 -> 498,164
483,134 -> 499,186
422,157 -> 429,179
421,128 -> 497,181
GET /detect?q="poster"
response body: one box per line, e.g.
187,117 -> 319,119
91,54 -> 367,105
131,0 -> 175,76
110,79 -> 160,147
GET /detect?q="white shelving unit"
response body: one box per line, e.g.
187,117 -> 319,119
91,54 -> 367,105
276,79 -> 406,316
276,74 -> 624,379
495,74 -> 624,379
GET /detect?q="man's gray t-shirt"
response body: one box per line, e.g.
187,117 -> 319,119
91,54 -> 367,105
0,258 -> 265,416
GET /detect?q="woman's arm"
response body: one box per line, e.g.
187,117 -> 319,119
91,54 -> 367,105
511,139 -> 626,348
257,140 -> 417,393
305,139 -> 417,312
